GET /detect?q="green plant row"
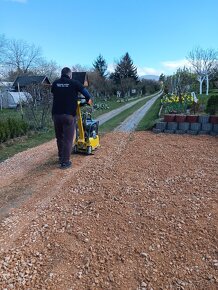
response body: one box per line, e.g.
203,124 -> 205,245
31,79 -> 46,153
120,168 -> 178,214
0,118 -> 29,143
136,97 -> 162,130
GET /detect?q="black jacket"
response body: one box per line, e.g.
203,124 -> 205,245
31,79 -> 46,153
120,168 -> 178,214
51,74 -> 91,116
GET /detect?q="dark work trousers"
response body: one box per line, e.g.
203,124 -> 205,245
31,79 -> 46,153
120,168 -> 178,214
53,114 -> 76,163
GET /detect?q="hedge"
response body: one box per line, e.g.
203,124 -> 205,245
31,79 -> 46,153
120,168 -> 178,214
0,118 -> 29,143
206,95 -> 218,115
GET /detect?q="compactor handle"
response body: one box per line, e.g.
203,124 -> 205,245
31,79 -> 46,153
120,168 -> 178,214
78,96 -> 92,107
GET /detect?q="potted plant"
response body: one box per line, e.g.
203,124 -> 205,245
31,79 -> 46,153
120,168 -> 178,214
210,115 -> 218,124
186,115 -> 199,123
175,114 -> 187,122
164,114 -> 175,122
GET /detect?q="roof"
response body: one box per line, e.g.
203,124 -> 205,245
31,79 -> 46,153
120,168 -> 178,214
13,76 -> 51,88
71,72 -> 89,86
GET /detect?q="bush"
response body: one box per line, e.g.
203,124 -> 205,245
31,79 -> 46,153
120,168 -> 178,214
0,121 -> 10,142
0,118 -> 29,143
206,95 -> 218,115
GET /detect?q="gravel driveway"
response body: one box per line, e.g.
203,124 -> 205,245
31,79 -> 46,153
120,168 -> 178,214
114,91 -> 162,132
96,91 -> 161,125
0,132 -> 217,289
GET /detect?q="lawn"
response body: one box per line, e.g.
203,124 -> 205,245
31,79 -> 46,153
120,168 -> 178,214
0,108 -> 23,120
136,97 -> 162,130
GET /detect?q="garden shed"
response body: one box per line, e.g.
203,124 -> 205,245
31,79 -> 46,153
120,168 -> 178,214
71,72 -> 89,87
1,91 -> 31,109
13,75 -> 51,91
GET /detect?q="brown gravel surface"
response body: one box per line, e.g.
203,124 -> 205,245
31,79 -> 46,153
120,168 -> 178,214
0,132 -> 217,290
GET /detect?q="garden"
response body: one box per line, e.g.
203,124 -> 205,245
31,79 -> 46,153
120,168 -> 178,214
153,89 -> 218,135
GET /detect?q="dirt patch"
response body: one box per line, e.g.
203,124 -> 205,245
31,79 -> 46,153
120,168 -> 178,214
0,132 -> 217,289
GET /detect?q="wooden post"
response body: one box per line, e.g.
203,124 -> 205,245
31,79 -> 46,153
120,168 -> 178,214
18,82 -> 24,119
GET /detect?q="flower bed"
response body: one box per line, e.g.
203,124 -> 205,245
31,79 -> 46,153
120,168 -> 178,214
161,94 -> 194,114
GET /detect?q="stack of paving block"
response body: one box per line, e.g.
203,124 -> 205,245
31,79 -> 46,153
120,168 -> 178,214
153,114 -> 218,136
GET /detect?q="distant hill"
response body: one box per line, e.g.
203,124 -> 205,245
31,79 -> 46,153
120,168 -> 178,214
139,75 -> 159,81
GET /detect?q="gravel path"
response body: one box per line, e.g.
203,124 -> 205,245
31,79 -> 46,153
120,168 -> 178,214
96,91 -> 161,125
0,132 -> 217,289
114,91 -> 162,132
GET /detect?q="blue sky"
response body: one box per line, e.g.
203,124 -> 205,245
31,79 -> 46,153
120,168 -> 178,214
1,0 -> 218,76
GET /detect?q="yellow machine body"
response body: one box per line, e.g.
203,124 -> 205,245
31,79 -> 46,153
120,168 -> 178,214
73,101 -> 100,154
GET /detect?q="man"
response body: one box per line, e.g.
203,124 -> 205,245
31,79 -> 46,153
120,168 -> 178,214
51,67 -> 92,169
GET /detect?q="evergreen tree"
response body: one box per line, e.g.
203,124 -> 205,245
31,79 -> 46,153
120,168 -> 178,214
110,52 -> 138,84
93,54 -> 108,78
159,73 -> 165,82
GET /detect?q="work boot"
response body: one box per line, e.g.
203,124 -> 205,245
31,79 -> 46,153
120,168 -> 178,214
60,161 -> 72,169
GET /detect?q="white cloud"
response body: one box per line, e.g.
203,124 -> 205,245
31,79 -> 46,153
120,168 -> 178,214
137,66 -> 162,77
107,63 -> 162,77
161,59 -> 190,70
107,60 -> 192,77
107,63 -> 116,73
5,0 -> 28,3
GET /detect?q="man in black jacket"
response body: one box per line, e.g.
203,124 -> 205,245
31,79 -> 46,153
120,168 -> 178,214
51,67 -> 92,169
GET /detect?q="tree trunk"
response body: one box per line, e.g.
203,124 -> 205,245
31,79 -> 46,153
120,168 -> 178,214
199,80 -> 202,95
199,77 -> 204,95
206,75 -> 209,96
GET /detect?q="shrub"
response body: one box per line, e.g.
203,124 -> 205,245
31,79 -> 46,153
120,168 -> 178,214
0,121 -> 10,142
0,118 -> 29,143
206,95 -> 218,115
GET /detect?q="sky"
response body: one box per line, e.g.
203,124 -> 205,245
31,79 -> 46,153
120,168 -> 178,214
1,0 -> 218,76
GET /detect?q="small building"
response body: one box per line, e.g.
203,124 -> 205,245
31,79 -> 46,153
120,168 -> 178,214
71,72 -> 89,87
1,91 -> 31,109
13,75 -> 51,91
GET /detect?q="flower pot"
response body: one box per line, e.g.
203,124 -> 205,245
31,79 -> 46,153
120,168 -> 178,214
210,115 -> 218,124
175,114 -> 187,123
186,115 -> 198,123
164,114 -> 175,122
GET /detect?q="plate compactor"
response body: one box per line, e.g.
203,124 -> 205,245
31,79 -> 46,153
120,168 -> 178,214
73,98 -> 100,155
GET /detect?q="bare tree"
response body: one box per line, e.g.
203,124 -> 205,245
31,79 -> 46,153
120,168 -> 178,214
187,47 -> 218,95
174,67 -> 193,101
32,59 -> 60,82
88,70 -> 109,99
0,34 -> 8,79
24,84 -> 52,130
0,34 -> 7,62
202,49 -> 218,95
2,38 -> 43,75
71,64 -> 89,72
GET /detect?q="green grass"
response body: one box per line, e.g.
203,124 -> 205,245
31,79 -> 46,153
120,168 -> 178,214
99,96 -> 153,132
92,95 -> 143,118
0,128 -> 55,162
136,97 -> 162,131
0,108 -> 23,120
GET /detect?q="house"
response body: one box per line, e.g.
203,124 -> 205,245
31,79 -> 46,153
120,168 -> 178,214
1,91 -> 31,109
71,72 -> 89,87
13,75 -> 51,91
